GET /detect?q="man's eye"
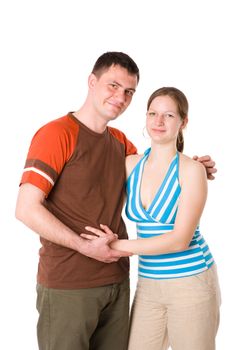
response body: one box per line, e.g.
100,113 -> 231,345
165,113 -> 175,118
125,90 -> 134,97
110,83 -> 118,89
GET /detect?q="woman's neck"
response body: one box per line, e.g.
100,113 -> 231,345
147,142 -> 177,168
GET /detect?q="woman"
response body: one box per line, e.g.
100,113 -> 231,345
83,87 -> 221,350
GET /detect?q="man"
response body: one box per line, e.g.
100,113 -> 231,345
15,52 -> 216,350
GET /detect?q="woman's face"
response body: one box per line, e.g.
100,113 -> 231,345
146,95 -> 187,145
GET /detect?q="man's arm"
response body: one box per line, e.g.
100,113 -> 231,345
193,155 -> 217,180
15,183 -> 130,263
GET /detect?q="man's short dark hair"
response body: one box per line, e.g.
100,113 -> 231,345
92,51 -> 140,83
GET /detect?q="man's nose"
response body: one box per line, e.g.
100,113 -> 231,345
114,88 -> 126,103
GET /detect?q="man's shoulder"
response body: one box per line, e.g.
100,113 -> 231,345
44,113 -> 78,130
108,126 -> 126,138
108,126 -> 137,155
35,113 -> 79,140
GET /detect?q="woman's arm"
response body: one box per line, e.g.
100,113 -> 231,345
114,158 -> 207,255
83,158 -> 207,256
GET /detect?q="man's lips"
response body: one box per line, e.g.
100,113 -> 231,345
107,100 -> 123,110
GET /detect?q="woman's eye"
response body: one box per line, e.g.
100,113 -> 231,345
148,112 -> 156,117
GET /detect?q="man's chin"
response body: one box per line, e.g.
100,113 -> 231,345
106,111 -> 122,121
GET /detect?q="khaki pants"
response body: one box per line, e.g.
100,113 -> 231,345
128,265 -> 221,350
36,279 -> 129,350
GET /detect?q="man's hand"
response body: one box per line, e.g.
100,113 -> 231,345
80,224 -> 132,263
193,155 -> 217,180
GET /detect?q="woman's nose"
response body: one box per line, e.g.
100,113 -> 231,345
155,114 -> 164,125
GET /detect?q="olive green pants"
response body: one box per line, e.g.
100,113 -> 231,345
36,279 -> 129,350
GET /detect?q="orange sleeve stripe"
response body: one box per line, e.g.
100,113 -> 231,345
23,166 -> 55,185
20,171 -> 53,196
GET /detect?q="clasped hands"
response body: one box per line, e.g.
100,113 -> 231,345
80,224 -> 132,263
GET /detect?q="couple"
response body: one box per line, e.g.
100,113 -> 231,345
16,51 -> 220,350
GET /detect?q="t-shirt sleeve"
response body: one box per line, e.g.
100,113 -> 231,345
20,117 -> 78,196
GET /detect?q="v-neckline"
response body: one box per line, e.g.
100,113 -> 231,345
139,149 -> 178,213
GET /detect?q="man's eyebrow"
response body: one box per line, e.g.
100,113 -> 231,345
126,87 -> 136,92
110,80 -> 136,92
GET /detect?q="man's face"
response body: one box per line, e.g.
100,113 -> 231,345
89,64 -> 138,122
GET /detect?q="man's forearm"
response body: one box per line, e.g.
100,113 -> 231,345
15,184 -> 128,263
16,198 -> 84,252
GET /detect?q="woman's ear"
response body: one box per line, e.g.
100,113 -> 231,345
181,116 -> 188,129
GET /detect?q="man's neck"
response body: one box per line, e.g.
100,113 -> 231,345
72,109 -> 107,134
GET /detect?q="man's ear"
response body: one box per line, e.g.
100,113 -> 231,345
88,73 -> 97,89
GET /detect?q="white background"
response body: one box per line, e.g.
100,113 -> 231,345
0,0 -> 232,348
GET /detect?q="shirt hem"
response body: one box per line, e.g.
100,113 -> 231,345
37,273 -> 129,289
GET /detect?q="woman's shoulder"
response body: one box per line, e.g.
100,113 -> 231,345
179,153 -> 205,169
126,153 -> 143,163
179,153 -> 206,181
125,154 -> 144,178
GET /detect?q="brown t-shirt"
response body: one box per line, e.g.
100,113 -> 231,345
20,113 -> 137,289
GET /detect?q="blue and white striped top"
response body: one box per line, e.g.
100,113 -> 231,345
125,148 -> 214,279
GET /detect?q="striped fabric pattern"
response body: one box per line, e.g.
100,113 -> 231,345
125,148 -> 214,279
